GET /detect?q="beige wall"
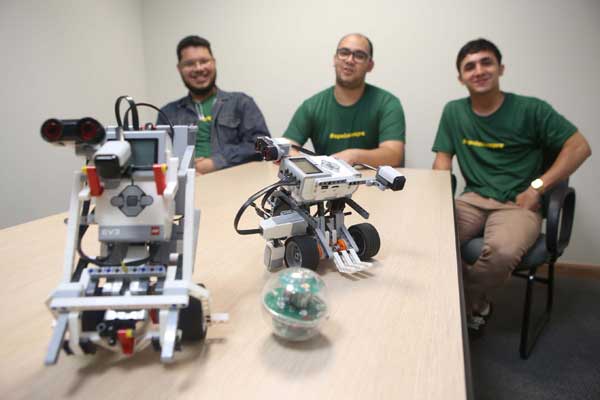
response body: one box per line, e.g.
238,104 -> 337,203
141,0 -> 599,265
0,0 -> 598,264
0,0 -> 147,227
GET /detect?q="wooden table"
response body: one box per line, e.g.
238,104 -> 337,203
0,162 -> 471,399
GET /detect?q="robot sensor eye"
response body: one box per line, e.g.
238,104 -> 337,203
40,119 -> 63,142
77,118 -> 105,144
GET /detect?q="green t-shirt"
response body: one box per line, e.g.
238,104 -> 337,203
194,94 -> 216,157
283,84 -> 405,155
432,92 -> 577,202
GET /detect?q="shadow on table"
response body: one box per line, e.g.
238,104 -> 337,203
63,336 -> 226,397
260,332 -> 333,376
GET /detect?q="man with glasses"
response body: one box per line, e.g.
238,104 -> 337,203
283,33 -> 405,167
158,35 -> 270,174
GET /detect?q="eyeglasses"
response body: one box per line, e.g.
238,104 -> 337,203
179,58 -> 213,70
336,47 -> 370,63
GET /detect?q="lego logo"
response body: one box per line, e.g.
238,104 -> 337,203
151,226 -> 160,235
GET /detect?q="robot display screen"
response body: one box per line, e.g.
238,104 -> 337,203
129,139 -> 158,166
291,158 -> 322,175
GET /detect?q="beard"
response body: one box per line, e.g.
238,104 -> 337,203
183,71 -> 218,97
335,73 -> 363,90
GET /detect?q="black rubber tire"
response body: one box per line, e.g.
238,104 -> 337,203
284,235 -> 320,270
81,310 -> 105,332
178,296 -> 207,342
349,223 -> 381,260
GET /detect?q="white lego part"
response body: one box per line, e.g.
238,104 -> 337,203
159,309 -> 179,363
45,120 -> 225,365
210,313 -> 230,323
280,155 -> 364,203
270,137 -> 292,158
94,140 -> 132,167
260,211 -> 308,240
264,241 -> 285,270
47,282 -> 84,302
94,178 -> 175,241
68,312 -> 83,355
162,156 -> 179,201
332,249 -> 372,274
159,265 -> 180,361
244,138 -> 406,277
44,313 -> 68,365
49,294 -> 190,312
79,186 -> 91,201
271,137 -> 292,146
62,172 -> 85,282
105,310 -> 146,321
377,166 -> 402,183
182,169 -> 197,281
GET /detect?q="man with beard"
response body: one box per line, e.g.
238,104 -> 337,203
283,33 -> 405,167
158,35 -> 270,174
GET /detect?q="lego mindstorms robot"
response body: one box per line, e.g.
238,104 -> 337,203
235,137 -> 406,274
41,96 -> 225,365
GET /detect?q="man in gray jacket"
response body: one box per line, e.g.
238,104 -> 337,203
158,35 -> 270,174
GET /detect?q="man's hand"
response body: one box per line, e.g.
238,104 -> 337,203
332,148 -> 359,165
515,187 -> 541,212
195,157 -> 216,175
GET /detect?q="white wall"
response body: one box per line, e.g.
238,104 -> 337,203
141,0 -> 599,265
0,0 -> 147,227
1,0 -> 598,264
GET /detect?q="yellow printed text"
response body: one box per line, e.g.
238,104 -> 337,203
329,131 -> 366,140
462,139 -> 504,149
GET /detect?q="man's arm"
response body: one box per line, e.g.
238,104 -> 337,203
515,131 -> 592,210
195,157 -> 216,174
332,140 -> 404,167
286,139 -> 302,156
432,151 -> 453,170
211,95 -> 270,170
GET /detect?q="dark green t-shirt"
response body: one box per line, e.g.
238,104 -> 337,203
432,92 -> 577,202
194,94 -> 216,157
283,84 -> 405,155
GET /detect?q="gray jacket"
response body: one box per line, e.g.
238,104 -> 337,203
157,88 -> 270,170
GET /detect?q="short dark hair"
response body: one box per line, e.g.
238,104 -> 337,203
177,35 -> 212,61
338,33 -> 373,58
456,38 -> 502,72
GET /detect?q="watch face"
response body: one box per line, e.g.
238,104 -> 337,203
531,179 -> 544,190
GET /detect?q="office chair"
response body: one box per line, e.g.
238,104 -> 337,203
452,156 -> 576,359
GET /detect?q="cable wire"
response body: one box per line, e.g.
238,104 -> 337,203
234,179 -> 297,235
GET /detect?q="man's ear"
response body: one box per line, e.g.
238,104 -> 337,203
499,64 -> 505,77
366,59 -> 374,73
457,73 -> 465,86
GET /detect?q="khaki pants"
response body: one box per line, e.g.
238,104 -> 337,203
455,192 -> 542,313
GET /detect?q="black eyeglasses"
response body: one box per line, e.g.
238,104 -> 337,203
336,47 -> 370,63
179,57 -> 213,69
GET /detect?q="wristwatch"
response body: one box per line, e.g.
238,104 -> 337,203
531,178 -> 544,193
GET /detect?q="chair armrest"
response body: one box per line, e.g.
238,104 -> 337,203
451,173 -> 457,196
545,181 -> 576,257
